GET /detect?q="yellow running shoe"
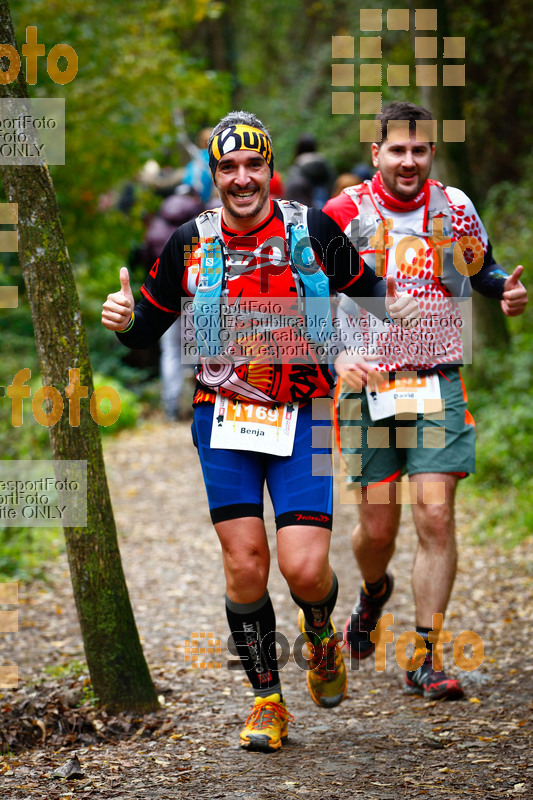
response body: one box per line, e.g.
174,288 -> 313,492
298,610 -> 347,708
239,693 -> 293,752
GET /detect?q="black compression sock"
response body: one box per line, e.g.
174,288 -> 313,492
226,592 -> 281,697
416,626 -> 431,657
291,572 -> 339,639
363,575 -> 387,597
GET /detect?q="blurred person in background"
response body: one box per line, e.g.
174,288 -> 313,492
285,133 -> 336,208
179,123 -> 215,206
140,189 -> 203,419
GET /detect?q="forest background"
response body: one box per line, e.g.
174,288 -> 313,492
1,0 -> 532,581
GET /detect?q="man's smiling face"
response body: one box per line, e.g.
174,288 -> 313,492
372,134 -> 435,199
215,149 -> 271,230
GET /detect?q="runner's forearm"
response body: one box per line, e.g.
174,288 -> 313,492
116,298 -> 177,349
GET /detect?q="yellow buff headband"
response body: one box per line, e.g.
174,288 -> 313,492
208,124 -> 274,178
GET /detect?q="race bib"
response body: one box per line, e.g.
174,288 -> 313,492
210,397 -> 299,456
365,373 -> 442,421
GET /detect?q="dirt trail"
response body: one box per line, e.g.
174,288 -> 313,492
1,417 -> 532,799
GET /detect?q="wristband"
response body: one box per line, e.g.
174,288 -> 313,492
488,268 -> 510,281
121,311 -> 135,332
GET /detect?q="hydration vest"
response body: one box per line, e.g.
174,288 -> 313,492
192,200 -> 333,356
344,180 -> 472,299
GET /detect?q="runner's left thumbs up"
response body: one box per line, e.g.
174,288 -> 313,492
119,267 -> 134,308
101,267 -> 135,331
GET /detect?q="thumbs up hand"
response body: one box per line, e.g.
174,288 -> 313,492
501,266 -> 528,316
102,267 -> 135,330
385,275 -> 420,327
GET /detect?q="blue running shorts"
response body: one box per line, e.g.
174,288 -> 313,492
191,401 -> 333,529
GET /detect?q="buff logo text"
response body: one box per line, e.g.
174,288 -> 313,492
212,125 -> 272,165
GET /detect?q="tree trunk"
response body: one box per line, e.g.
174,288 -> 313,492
0,0 -> 158,714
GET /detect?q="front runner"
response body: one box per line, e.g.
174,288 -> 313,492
324,101 -> 528,700
102,111 -> 418,750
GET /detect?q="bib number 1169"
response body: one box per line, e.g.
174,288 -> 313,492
227,403 -> 279,424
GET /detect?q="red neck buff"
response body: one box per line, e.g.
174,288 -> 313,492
371,171 -> 429,213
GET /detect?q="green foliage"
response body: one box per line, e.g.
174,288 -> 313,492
0,527 -> 64,580
92,372 -> 142,436
0,308 -> 51,460
0,299 -> 142,577
42,660 -> 98,707
481,162 -> 533,335
458,140 -> 533,546
0,308 -> 142,452
449,0 -> 533,192
463,333 -> 533,546
44,659 -> 87,680
2,0 -> 531,561
81,682 -> 99,707
465,335 -> 533,489
234,0 -> 419,175
464,485 -> 533,550
7,0 -> 232,262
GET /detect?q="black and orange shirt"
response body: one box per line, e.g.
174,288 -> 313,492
118,200 -> 387,405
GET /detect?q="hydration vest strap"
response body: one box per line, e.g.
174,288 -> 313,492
192,202 -> 334,357
279,201 -> 333,342
192,210 -> 226,355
